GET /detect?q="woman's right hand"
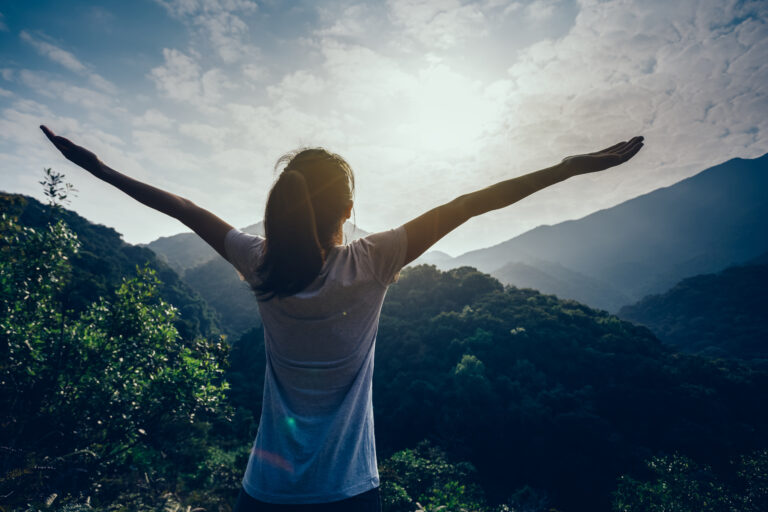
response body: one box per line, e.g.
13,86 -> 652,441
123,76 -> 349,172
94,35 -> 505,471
41,125 -> 103,174
560,136 -> 644,176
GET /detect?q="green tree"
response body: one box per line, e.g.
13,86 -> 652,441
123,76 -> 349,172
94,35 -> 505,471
380,441 -> 488,512
0,172 -> 231,509
613,454 -> 734,512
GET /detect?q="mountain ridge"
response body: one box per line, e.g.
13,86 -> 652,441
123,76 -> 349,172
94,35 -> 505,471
444,153 -> 768,310
144,153 -> 768,313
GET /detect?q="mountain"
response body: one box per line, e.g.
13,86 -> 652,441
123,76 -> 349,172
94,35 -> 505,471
411,249 -> 455,267
618,254 -> 768,361
182,255 -> 261,337
444,153 -> 768,311
147,153 -> 768,319
145,221 -> 368,273
150,221 -> 370,337
227,264 -> 768,512
1,193 -> 221,340
491,259 -> 632,311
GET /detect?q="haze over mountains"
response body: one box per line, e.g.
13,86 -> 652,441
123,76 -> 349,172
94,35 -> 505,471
146,221 -> 368,274
619,253 -> 768,362
440,153 -> 768,311
146,222 -> 369,335
146,153 -> 768,315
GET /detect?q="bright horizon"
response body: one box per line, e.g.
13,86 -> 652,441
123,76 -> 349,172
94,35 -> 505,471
1,0 -> 766,256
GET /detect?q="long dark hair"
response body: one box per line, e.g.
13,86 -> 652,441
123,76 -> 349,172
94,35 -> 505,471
252,148 -> 355,300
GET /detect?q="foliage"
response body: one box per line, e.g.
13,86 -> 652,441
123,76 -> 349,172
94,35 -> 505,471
4,175 -> 767,511
379,441 -> 488,512
0,181 -> 232,509
619,260 -> 768,361
39,167 -> 77,207
373,264 -> 768,511
223,262 -> 768,512
1,192 -> 221,341
613,450 -> 768,512
182,257 -> 262,337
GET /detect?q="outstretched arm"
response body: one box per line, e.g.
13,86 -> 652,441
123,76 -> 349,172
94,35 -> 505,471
40,125 -> 233,260
402,136 -> 644,265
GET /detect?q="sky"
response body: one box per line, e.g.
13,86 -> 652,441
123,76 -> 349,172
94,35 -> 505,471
0,0 -> 766,255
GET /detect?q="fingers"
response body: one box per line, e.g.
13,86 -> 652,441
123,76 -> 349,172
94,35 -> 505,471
594,136 -> 643,155
620,137 -> 643,154
619,139 -> 644,162
40,124 -> 76,152
40,125 -> 57,143
596,141 -> 625,154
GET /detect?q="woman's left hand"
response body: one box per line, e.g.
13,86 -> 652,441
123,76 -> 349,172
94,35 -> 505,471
560,136 -> 644,176
41,125 -> 102,173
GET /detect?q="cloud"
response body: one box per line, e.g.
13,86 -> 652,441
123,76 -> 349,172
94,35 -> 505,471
153,0 -> 259,63
149,48 -> 228,108
0,12 -> 8,32
242,63 -> 269,82
442,0 -> 768,250
386,0 -> 487,49
20,31 -> 118,94
3,0 -> 767,255
17,70 -> 115,111
133,108 -> 174,129
526,0 -> 560,20
315,4 -> 372,39
179,121 -> 230,149
20,31 -> 87,73
87,6 -> 116,28
267,70 -> 327,101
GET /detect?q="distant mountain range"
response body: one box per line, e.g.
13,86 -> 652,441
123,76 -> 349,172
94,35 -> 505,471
145,222 -> 369,336
1,193 -> 221,341
618,253 -> 768,361
145,221 -> 368,273
435,153 -> 768,311
146,153 -> 768,315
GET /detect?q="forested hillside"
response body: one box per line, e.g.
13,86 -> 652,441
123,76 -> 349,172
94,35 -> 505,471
1,193 -> 221,340
183,255 -> 263,336
148,154 -> 768,316
146,221 -> 368,273
228,265 -> 768,512
619,256 -> 768,362
4,180 -> 766,512
147,221 -> 369,337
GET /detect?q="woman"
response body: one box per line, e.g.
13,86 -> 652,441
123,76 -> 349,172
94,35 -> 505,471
41,125 -> 643,510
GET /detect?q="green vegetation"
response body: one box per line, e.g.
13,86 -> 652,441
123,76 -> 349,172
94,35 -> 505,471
0,175 -> 245,510
373,264 -> 767,510
379,441 -> 488,512
614,450 -> 768,512
619,259 -> 768,362
182,257 -> 262,337
0,192 -> 221,341
224,264 -> 768,511
2,174 -> 766,511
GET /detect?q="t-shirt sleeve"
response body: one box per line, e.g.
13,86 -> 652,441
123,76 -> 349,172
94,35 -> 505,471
358,225 -> 409,286
224,228 -> 265,281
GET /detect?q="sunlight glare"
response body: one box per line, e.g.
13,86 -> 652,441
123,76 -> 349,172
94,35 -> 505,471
394,62 -> 501,157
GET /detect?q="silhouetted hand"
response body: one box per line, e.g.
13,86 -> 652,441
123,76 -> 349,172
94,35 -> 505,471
561,136 -> 644,176
40,125 -> 102,173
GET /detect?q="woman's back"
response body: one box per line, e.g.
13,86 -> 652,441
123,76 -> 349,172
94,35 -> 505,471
225,225 -> 408,504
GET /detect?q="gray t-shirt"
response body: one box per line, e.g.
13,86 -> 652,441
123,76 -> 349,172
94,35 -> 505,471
224,225 -> 408,504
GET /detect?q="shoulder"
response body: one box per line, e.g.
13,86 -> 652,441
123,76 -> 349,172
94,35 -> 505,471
224,228 -> 265,279
348,226 -> 408,286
